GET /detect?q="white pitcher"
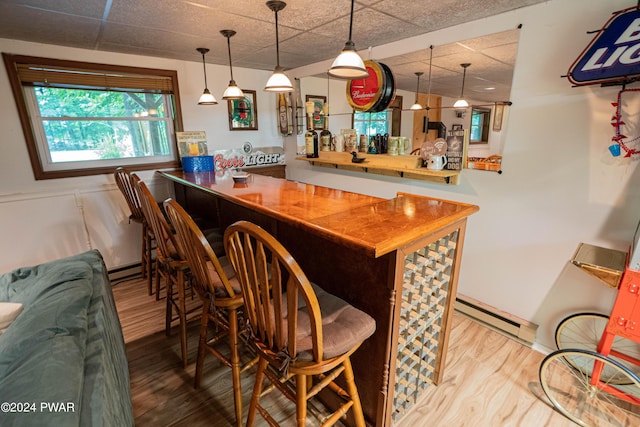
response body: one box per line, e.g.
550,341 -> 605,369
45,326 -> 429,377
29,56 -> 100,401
428,154 -> 447,171
333,135 -> 344,152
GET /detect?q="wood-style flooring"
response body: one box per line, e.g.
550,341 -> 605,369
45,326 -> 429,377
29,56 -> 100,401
112,275 -> 576,426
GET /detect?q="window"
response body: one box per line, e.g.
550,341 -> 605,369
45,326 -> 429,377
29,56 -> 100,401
353,110 -> 390,139
3,54 -> 183,179
470,107 -> 491,144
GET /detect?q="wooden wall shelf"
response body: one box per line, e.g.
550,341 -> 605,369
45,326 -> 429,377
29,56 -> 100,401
297,151 -> 460,185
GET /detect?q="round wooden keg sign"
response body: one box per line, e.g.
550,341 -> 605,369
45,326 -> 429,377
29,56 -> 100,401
347,60 -> 384,112
370,62 -> 396,112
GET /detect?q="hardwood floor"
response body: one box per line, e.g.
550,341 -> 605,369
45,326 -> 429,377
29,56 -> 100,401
113,275 -> 576,426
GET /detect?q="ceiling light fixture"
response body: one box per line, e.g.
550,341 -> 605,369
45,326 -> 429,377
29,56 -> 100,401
264,1 -> 293,92
196,47 -> 217,105
453,63 -> 471,109
220,30 -> 244,100
327,0 -> 369,79
409,72 -> 424,110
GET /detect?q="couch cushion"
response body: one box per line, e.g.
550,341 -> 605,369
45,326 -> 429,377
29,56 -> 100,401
0,250 -> 134,427
0,255 -> 96,426
0,302 -> 23,333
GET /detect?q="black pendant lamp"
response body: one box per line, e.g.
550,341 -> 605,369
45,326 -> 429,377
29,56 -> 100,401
221,30 -> 244,100
264,1 -> 293,92
328,0 -> 369,79
196,47 -> 217,105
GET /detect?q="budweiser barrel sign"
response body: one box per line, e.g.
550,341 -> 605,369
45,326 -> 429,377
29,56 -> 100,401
347,60 -> 395,112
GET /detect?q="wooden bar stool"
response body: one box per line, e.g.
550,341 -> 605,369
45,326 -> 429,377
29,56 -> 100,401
114,167 -> 154,295
164,199 -> 256,427
132,174 -> 199,368
224,220 -> 376,427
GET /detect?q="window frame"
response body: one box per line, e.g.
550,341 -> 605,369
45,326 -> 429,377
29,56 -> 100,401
470,106 -> 491,144
3,53 -> 184,180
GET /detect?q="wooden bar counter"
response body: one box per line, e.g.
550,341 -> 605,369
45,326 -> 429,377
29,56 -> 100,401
158,170 -> 479,426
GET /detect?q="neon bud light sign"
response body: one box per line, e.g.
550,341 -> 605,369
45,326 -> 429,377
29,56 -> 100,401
568,6 -> 640,86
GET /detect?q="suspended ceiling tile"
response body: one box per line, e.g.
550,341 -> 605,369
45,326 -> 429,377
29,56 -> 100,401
0,4 -> 102,48
7,0 -> 107,19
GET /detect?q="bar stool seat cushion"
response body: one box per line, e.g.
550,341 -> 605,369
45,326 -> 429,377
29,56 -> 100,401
206,257 -> 241,297
288,284 -> 375,361
202,228 -> 225,258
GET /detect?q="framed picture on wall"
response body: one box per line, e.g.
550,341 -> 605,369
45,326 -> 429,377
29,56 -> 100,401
228,90 -> 258,130
305,95 -> 326,130
493,103 -> 504,131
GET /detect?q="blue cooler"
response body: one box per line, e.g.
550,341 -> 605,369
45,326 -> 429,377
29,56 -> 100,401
182,155 -> 214,172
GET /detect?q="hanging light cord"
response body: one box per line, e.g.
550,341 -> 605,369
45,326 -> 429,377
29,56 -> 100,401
348,0 -> 355,41
427,45 -> 433,109
460,65 -> 467,98
201,52 -> 209,89
275,8 -> 281,67
226,37 -> 235,81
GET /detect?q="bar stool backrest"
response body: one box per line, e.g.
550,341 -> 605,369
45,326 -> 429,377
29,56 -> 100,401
224,220 -> 323,362
114,167 -> 143,222
163,199 -> 238,300
131,174 -> 177,263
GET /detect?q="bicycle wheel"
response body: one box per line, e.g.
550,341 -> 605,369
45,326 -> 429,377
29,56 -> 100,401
540,349 -> 640,427
556,312 -> 640,378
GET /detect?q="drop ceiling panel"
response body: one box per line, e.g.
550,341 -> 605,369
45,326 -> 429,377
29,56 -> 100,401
0,0 -> 545,100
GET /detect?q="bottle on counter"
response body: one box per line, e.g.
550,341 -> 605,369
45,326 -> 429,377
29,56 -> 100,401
359,134 -> 368,153
305,114 -> 319,158
319,104 -> 332,151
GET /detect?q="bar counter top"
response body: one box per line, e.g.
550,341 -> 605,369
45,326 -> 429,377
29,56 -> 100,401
158,170 -> 479,258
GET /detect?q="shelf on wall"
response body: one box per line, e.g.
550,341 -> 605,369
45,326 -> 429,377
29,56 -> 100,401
296,151 -> 460,185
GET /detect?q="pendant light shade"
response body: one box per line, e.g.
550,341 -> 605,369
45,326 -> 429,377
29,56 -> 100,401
454,63 -> 471,109
264,1 -> 293,92
409,72 -> 424,110
328,0 -> 369,79
220,30 -> 245,100
196,48 -> 217,105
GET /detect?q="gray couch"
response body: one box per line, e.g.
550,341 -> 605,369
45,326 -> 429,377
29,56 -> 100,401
0,250 -> 133,426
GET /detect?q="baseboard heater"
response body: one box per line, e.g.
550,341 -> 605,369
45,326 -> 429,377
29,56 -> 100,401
108,262 -> 143,282
454,294 -> 538,345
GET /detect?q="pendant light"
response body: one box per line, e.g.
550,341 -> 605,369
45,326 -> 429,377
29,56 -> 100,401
196,48 -> 217,105
409,72 -> 424,110
220,30 -> 244,100
328,0 -> 369,79
264,1 -> 293,92
453,63 -> 471,109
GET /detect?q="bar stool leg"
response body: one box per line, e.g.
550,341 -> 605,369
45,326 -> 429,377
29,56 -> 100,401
296,374 -> 308,427
247,357 -> 268,427
194,302 -> 210,389
343,357 -> 366,427
178,268 -> 188,368
229,307 -> 242,427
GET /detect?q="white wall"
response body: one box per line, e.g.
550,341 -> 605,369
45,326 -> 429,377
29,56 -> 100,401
285,0 -> 640,351
1,0 -> 638,351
